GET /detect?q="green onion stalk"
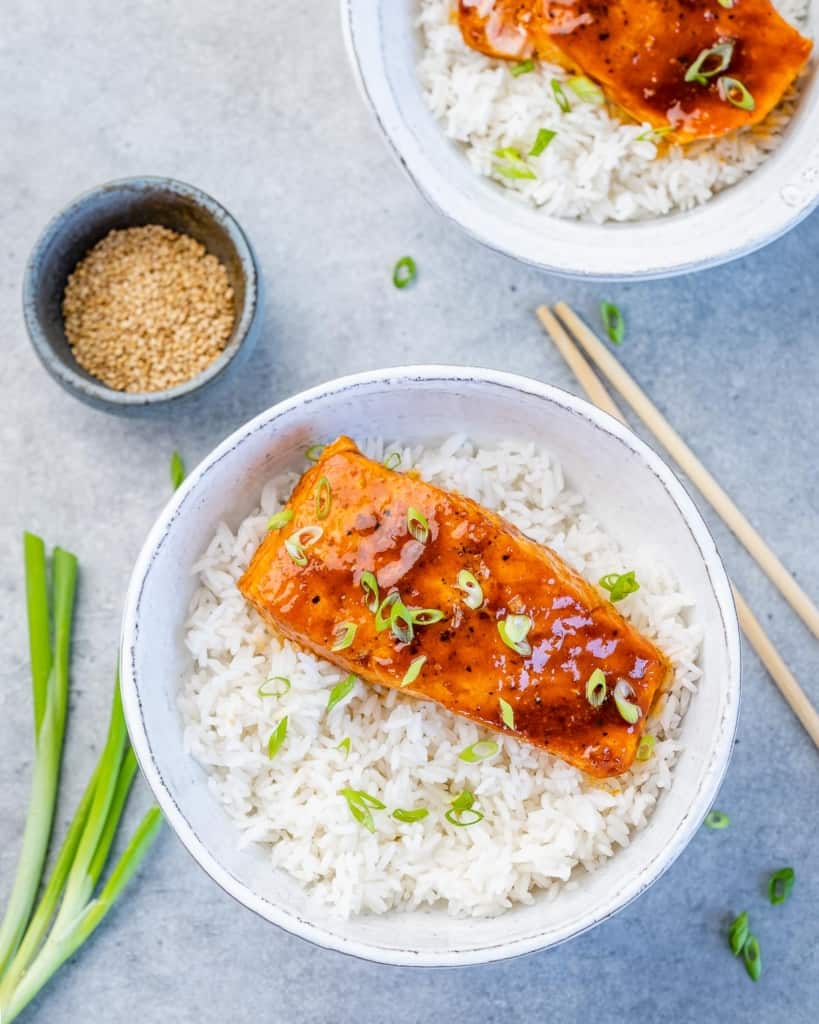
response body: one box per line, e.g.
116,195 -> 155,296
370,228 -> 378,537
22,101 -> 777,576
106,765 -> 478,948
0,534 -> 162,1023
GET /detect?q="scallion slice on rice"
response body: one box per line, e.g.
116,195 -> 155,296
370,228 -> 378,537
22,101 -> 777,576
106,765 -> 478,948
258,676 -> 291,699
510,58 -> 534,77
599,569 -> 639,600
445,790 -> 484,827
267,717 -> 288,759
383,451 -> 402,470
459,740 -> 499,763
327,674 -> 356,712
339,788 -> 386,833
493,147 -> 537,180
551,77 -> 570,112
636,734 -> 655,761
529,128 -> 556,156
567,75 -> 604,105
336,736 -> 351,758
267,508 -> 293,531
392,807 -> 429,823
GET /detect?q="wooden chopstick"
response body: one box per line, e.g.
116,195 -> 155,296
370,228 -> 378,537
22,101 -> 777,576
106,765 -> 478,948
552,301 -> 819,643
537,305 -> 819,748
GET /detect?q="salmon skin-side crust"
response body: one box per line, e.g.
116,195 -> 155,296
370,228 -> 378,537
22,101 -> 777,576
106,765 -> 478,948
239,436 -> 673,777
457,0 -> 812,142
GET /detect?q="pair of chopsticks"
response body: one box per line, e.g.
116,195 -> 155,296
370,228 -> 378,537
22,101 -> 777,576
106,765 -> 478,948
537,303 -> 819,749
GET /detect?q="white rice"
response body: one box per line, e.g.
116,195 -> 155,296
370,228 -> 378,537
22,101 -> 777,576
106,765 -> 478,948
417,0 -> 811,223
180,438 -> 703,918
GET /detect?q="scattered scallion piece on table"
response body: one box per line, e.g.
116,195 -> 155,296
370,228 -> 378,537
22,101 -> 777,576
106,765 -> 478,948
551,78 -> 570,112
704,809 -> 730,830
743,935 -> 762,982
445,790 -> 484,827
529,128 -> 556,156
459,740 -> 499,763
392,256 -> 417,290
768,867 -> 795,905
567,75 -> 604,104
339,789 -> 385,833
600,301 -> 625,345
315,476 -> 332,520
267,717 -> 288,759
267,508 -> 293,531
401,656 -> 426,687
718,76 -> 755,111
327,675 -> 356,713
331,622 -> 357,652
728,910 -> 749,956
599,570 -> 639,602
169,450 -> 185,490
258,676 -> 291,699
499,697 -> 515,730
510,58 -> 535,77
392,808 -> 429,824
585,669 -> 607,708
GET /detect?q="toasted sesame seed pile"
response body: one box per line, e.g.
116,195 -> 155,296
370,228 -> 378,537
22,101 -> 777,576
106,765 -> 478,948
62,225 -> 235,393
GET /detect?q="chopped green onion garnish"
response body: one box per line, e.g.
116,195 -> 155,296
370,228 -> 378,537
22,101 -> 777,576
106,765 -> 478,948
284,525 -> 323,567
493,147 -> 537,181
499,697 -> 515,730
768,867 -> 795,905
685,42 -> 734,85
445,790 -> 484,827
267,717 -> 288,759
743,935 -> 762,982
375,590 -> 400,633
408,607 -> 445,626
729,910 -> 749,956
585,669 -> 607,708
315,476 -> 332,520
511,58 -> 535,77
636,734 -> 655,761
718,0 -> 736,7
455,569 -> 484,610
613,679 -> 641,725
393,256 -> 416,289
336,736 -> 351,757
635,125 -> 672,143
258,676 -> 291,699
497,614 -> 533,656
305,444 -> 324,463
331,622 -> 357,652
267,508 -> 293,531
326,674 -> 356,713
383,451 -> 402,470
170,450 -> 185,490
718,76 -> 755,111
567,75 -> 604,105
459,740 -> 499,763
704,809 -> 730,830
600,302 -> 625,345
551,78 -> 570,112
392,807 -> 429,824
407,506 -> 429,543
360,570 -> 380,612
529,128 -> 556,157
401,655 -> 426,687
339,788 -> 385,833
599,570 -> 639,601
390,598 -> 414,645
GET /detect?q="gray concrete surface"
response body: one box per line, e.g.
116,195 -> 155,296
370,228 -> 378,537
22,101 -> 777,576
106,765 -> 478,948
1,2 -> 817,1021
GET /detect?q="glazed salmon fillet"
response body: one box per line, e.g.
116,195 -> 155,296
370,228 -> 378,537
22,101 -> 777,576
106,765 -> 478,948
458,0 -> 812,141
238,437 -> 672,778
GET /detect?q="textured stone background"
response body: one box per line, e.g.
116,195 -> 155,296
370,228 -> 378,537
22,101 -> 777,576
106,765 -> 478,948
1,2 -> 817,1021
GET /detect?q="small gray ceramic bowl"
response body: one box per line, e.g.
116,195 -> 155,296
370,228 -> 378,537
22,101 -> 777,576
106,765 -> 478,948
23,176 -> 260,411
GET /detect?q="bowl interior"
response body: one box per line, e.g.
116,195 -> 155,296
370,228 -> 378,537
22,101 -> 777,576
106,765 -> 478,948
343,1 -> 819,279
121,369 -> 739,966
24,178 -> 255,406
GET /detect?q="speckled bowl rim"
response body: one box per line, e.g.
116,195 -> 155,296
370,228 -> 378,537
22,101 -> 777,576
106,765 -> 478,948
340,0 -> 819,281
120,365 -> 741,967
22,176 -> 259,407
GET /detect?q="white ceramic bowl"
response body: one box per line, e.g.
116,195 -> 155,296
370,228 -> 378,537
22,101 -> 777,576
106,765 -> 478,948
120,367 -> 740,966
341,0 -> 819,280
